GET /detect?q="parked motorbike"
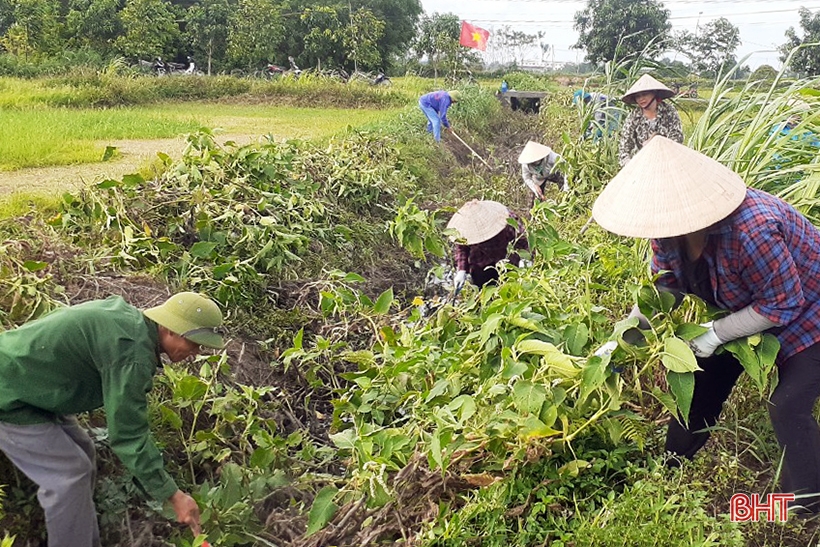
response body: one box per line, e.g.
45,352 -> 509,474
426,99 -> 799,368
183,56 -> 203,75
138,56 -> 201,76
287,56 -> 302,79
153,57 -> 168,75
255,63 -> 285,79
372,70 -> 391,86
671,82 -> 698,98
332,67 -> 350,83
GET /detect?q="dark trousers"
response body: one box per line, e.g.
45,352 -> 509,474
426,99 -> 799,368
470,266 -> 499,288
666,342 -> 820,510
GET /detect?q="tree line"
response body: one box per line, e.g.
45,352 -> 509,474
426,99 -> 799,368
1,0 -> 819,77
573,0 -> 820,78
0,0 -> 422,74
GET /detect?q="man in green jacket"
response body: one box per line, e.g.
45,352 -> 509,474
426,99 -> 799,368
0,291 -> 225,547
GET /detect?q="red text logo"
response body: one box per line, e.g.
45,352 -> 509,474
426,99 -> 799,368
730,493 -> 795,522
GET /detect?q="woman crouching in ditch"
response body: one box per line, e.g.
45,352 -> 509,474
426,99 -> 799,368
447,199 -> 529,290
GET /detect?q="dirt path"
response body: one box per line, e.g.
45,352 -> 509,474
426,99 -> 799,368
0,133 -> 258,197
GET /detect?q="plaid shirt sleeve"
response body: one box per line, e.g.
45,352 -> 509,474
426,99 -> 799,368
650,239 -> 683,289
454,243 -> 469,271
456,214 -> 528,273
705,189 -> 820,360
732,214 -> 805,325
646,190 -> 820,361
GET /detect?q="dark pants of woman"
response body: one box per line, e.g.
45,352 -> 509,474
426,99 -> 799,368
470,267 -> 499,288
666,342 -> 820,511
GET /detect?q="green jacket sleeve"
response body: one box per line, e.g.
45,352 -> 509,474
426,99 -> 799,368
101,361 -> 178,502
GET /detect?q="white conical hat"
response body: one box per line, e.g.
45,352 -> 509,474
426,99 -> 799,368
518,141 -> 553,164
592,136 -> 747,238
622,74 -> 675,104
446,200 -> 510,244
786,97 -> 811,111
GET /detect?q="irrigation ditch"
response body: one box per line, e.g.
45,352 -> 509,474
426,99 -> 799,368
2,71 -> 820,547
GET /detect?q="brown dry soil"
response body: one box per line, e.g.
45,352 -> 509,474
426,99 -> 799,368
0,134 -> 261,197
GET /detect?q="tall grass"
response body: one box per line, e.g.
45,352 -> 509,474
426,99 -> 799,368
0,73 -> 413,109
688,50 -> 820,222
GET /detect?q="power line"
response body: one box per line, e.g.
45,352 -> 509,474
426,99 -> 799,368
468,7 -> 820,25
461,0 -> 808,4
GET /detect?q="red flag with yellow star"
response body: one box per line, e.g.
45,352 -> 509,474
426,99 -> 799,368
459,21 -> 490,51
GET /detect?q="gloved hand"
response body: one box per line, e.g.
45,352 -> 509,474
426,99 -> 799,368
518,259 -> 533,268
688,322 -> 723,358
594,340 -> 618,357
561,183 -> 570,193
454,270 -> 467,290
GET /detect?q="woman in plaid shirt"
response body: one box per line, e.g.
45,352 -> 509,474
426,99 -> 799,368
593,136 -> 820,515
446,200 -> 529,289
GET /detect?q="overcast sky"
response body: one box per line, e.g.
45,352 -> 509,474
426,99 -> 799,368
418,0 -> 819,69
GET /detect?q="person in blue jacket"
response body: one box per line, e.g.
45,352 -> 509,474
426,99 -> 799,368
419,90 -> 461,142
573,89 -> 620,141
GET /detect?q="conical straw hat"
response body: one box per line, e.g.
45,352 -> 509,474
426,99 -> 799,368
786,97 -> 811,112
592,136 -> 747,238
446,200 -> 510,244
622,74 -> 675,104
518,141 -> 553,164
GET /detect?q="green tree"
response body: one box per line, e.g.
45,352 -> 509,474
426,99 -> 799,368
780,7 -> 820,76
493,26 -> 544,67
0,0 -> 14,37
675,17 -> 740,77
186,0 -> 232,74
64,0 -> 123,55
352,0 -> 421,69
226,0 -> 283,70
573,0 -> 671,64
413,12 -> 478,80
301,5 -> 344,70
0,0 -> 62,57
343,7 -> 385,71
750,64 -> 778,82
115,0 -> 180,60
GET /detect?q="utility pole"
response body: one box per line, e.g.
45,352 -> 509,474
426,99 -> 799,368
694,11 -> 703,78
349,0 -> 356,73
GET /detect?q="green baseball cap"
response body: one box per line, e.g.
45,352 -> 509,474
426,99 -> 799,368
144,292 -> 224,349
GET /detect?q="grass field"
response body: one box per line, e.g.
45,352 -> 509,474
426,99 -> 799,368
0,103 -> 403,171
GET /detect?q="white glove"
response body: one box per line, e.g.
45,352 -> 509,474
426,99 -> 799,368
594,340 -> 618,357
688,322 -> 723,358
518,259 -> 533,268
561,183 -> 570,193
454,270 -> 467,290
